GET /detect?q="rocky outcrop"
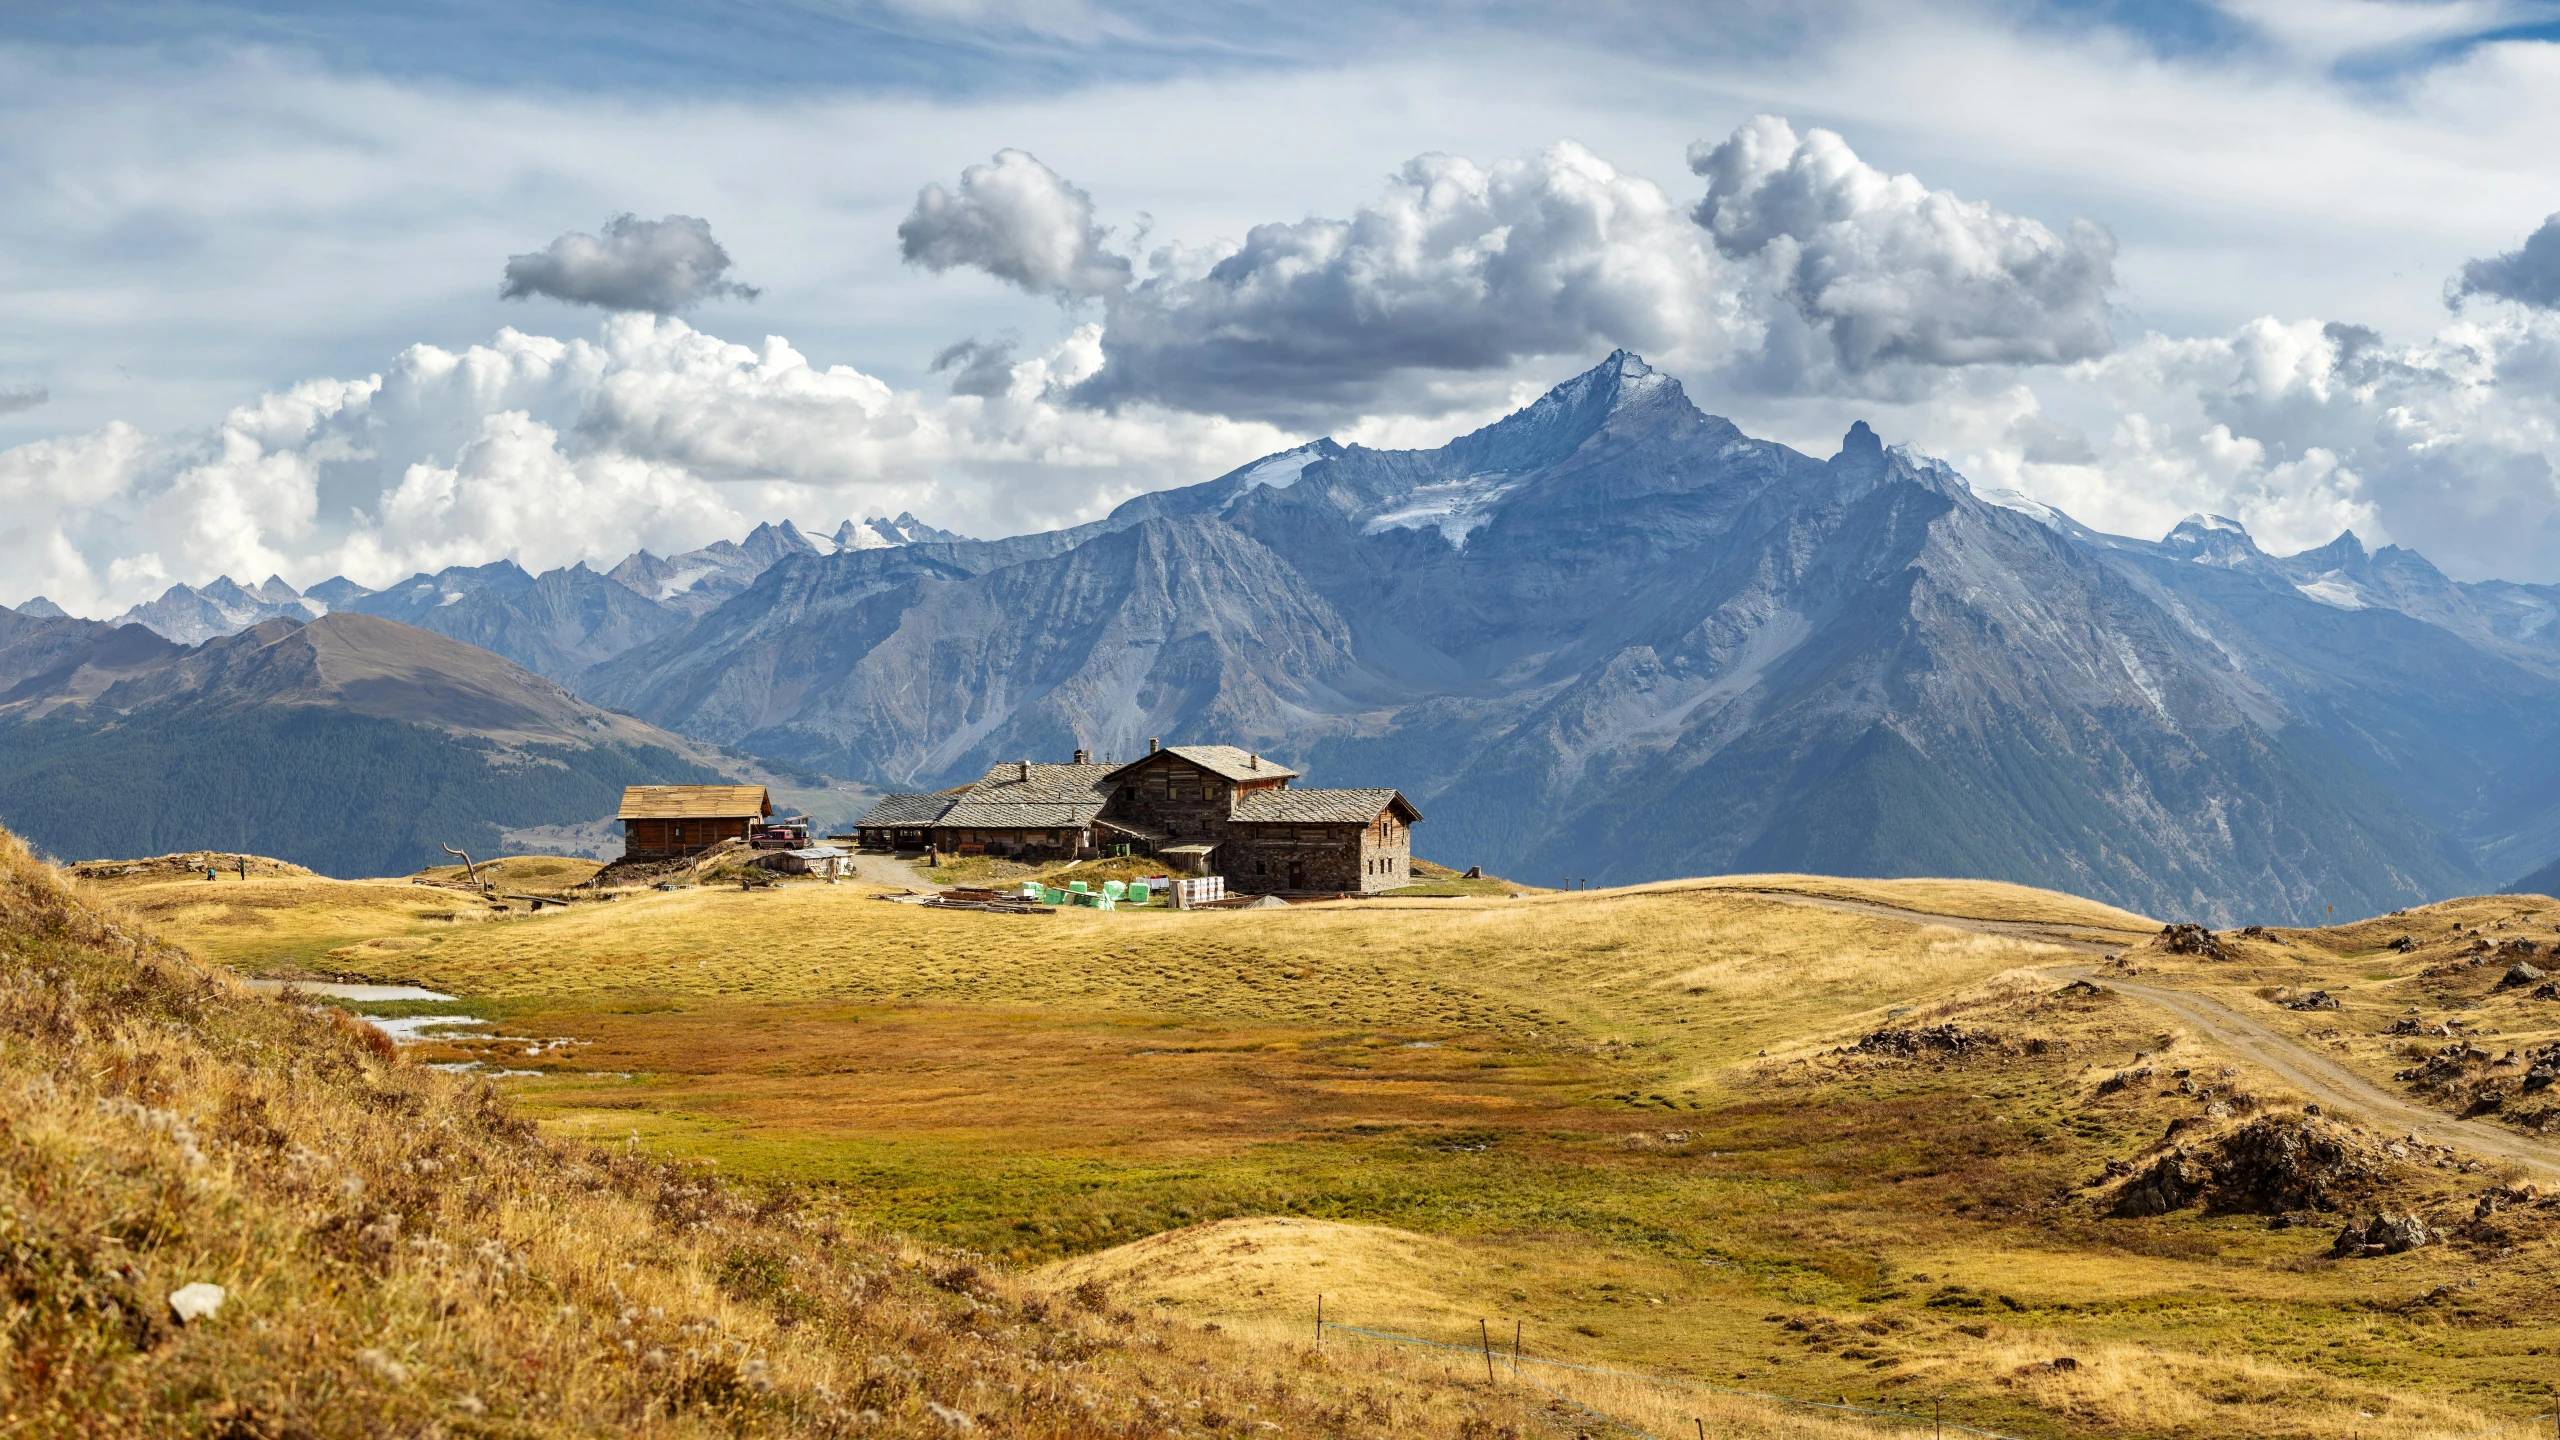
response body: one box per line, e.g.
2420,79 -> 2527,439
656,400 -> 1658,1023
2332,1212 -> 2433,1258
2107,1116 -> 2394,1218
2156,924 -> 2228,960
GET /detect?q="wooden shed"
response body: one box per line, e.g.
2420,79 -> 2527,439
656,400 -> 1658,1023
617,785 -> 773,860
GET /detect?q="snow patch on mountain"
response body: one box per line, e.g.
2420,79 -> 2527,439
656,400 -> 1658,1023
2293,577 -> 2370,610
1361,472 -> 1531,548
1233,444 -> 1328,493
1972,485 -> 2064,527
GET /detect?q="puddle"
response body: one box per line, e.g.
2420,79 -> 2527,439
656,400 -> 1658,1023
364,1014 -> 495,1044
245,980 -> 455,1001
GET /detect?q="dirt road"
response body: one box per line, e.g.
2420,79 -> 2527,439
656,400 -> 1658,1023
1725,888 -> 2145,955
1732,888 -> 2560,1175
847,851 -> 932,890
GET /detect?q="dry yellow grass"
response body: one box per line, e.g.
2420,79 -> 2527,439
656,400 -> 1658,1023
92,858 -> 2560,1438
306,878 -> 2092,1070
1053,1215 -> 2515,1440
75,872 -> 514,973
1670,872 -> 2160,932
1,822 -> 1673,1440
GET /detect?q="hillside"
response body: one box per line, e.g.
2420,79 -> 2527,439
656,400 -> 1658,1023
0,825 -> 1608,1440
0,612 -> 732,876
127,850 -> 2560,1437
573,353 -> 2557,924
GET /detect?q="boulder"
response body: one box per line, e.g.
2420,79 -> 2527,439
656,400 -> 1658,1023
2504,963 -> 2549,987
2331,1211 -> 2432,1258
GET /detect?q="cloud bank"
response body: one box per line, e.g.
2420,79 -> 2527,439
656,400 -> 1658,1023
905,120 -> 2125,424
0,385 -> 45,416
501,214 -> 762,313
0,316 -> 1288,615
13,111 -> 2560,617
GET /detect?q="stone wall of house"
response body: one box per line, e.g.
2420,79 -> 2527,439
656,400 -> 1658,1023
1228,823 -> 1373,893
1096,752 -> 1288,847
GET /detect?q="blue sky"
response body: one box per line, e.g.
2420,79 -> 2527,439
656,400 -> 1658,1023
5,0 -> 2560,610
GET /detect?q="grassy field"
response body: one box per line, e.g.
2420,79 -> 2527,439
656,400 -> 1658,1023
9,825 -> 1625,1440
89,861 -> 2560,1439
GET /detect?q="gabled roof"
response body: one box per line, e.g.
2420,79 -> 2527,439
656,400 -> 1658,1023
856,793 -> 953,827
1106,744 -> 1298,784
936,799 -> 1104,829
1229,787 -> 1421,825
928,761 -> 1115,832
965,761 -> 1119,803
617,784 -> 772,821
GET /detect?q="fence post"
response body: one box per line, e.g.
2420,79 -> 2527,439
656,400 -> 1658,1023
1315,1294 -> 1322,1349
1513,1319 -> 1522,1376
1935,1395 -> 1942,1438
1481,1319 -> 1495,1384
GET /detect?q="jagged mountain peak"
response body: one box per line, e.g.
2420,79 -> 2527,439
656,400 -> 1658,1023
12,596 -> 70,619
2162,513 -> 2267,568
1436,348 -> 1699,475
827,512 -> 973,552
739,519 -> 820,566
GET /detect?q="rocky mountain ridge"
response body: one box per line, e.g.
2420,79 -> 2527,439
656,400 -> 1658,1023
575,351 -> 2560,922
49,513 -> 978,683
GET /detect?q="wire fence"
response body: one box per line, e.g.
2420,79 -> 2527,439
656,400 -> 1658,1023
1314,1308 -> 2560,1440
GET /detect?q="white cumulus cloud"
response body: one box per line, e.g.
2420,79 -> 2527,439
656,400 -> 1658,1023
898,149 -> 1133,300
501,214 -> 762,313
1069,141 -> 1738,424
1689,115 -> 2117,376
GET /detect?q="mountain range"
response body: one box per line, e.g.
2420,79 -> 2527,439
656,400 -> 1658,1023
575,352 -> 2560,923
85,512 -> 969,682
10,355 -> 2557,919
0,608 -> 737,875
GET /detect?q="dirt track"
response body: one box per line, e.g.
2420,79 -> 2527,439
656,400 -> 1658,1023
1732,888 -> 2560,1176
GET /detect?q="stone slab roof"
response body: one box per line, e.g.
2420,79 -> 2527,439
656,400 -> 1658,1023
1229,787 -> 1420,825
1111,744 -> 1298,783
935,799 -> 1104,829
855,793 -> 953,827
966,761 -> 1120,803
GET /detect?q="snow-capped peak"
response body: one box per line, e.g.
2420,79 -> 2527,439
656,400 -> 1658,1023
1971,485 -> 2064,528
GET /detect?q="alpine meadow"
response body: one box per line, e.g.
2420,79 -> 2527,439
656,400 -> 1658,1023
8,3 -> 2560,1437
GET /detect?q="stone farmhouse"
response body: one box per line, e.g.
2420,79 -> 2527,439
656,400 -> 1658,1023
853,742 -> 1420,894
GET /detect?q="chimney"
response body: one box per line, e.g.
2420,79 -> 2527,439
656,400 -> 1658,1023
1018,760 -> 1030,781
1073,748 -> 1089,765
1249,753 -> 1259,769
1149,737 -> 1160,753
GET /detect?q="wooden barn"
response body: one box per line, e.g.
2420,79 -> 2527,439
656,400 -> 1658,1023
617,784 -> 773,860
